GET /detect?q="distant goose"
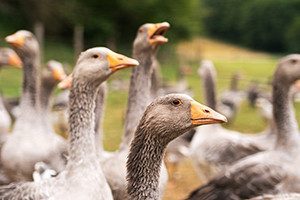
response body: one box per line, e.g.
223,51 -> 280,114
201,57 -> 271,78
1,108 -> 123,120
101,22 -> 170,199
0,47 -> 22,185
0,47 -> 22,69
190,60 -> 277,182
187,54 -> 300,200
219,71 -> 245,122
0,47 -> 138,200
126,93 -> 227,200
0,48 -> 22,127
0,47 -> 22,139
1,31 -> 66,181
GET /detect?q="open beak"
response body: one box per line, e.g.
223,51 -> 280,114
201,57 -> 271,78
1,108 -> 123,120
190,100 -> 227,125
148,22 -> 170,45
107,51 -> 139,72
5,33 -> 25,48
7,51 -> 22,68
58,74 -> 73,89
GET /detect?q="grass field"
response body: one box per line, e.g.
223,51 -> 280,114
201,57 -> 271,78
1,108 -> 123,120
0,37 -> 299,199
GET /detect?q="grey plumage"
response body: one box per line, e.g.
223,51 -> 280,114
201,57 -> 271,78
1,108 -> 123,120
187,54 -> 300,200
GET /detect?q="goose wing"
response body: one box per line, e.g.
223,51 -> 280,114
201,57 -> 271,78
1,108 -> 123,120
187,157 -> 287,200
205,138 -> 265,165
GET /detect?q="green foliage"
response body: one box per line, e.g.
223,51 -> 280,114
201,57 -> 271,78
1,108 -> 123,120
0,0 -> 202,47
201,0 -> 300,52
285,16 -> 300,52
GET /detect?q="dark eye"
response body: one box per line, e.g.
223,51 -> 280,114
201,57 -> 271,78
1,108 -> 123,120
172,99 -> 182,106
291,59 -> 297,64
92,54 -> 99,59
138,29 -> 143,33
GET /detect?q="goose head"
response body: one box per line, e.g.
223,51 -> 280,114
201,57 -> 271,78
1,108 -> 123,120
133,22 -> 170,51
46,60 -> 67,82
140,93 -> 227,142
275,54 -> 300,85
0,48 -> 22,68
5,30 -> 39,59
198,60 -> 216,78
58,47 -> 139,89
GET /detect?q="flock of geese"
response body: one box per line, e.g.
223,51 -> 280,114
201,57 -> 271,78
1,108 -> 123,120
0,21 -> 299,200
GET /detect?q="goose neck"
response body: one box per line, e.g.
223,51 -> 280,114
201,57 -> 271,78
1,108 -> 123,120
40,75 -> 56,112
127,119 -> 170,200
94,82 -> 107,153
67,82 -> 98,165
19,53 -> 41,113
202,70 -> 217,110
273,81 -> 300,148
119,48 -> 154,150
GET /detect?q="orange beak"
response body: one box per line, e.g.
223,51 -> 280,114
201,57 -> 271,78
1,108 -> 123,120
190,100 -> 227,125
107,51 -> 139,72
7,51 -> 22,68
58,74 -> 73,89
5,33 -> 25,48
148,22 -> 170,45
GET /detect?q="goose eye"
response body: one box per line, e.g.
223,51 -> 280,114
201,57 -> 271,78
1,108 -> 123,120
92,54 -> 99,59
172,99 -> 182,106
138,29 -> 143,33
290,59 -> 297,64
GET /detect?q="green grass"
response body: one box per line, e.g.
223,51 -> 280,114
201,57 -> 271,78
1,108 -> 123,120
0,38 -> 299,152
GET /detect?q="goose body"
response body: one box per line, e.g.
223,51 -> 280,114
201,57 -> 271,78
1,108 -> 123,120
188,54 -> 300,200
101,22 -> 170,199
0,47 -> 139,199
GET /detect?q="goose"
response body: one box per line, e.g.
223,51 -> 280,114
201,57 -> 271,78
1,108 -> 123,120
219,72 -> 244,122
101,22 -> 170,199
126,93 -> 227,199
0,48 -> 22,126
0,47 -> 22,69
29,60 -> 69,181
0,48 -> 22,139
1,30 -> 66,181
0,48 -> 22,185
187,54 -> 300,200
190,60 -> 276,182
40,60 -> 68,144
0,47 -> 139,200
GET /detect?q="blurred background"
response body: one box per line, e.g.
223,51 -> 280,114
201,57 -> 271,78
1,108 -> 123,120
0,0 -> 300,199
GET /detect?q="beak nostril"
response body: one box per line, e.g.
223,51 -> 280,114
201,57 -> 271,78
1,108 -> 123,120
204,109 -> 210,113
